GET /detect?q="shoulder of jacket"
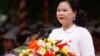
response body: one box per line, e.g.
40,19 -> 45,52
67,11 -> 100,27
76,26 -> 91,35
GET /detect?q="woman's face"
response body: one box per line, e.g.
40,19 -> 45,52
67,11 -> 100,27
56,1 -> 76,26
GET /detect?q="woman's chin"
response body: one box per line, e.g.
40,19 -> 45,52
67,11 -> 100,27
59,21 -> 66,24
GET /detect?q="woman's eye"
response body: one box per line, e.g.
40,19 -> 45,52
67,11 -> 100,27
57,9 -> 60,11
63,10 -> 67,11
57,9 -> 67,12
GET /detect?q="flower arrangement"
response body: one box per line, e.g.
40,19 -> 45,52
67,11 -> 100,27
19,38 -> 76,56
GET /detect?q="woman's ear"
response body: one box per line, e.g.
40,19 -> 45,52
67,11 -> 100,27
73,11 -> 77,17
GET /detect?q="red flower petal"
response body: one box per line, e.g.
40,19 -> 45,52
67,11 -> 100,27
44,50 -> 55,56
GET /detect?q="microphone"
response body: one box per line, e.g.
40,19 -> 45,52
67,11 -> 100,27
36,28 -> 52,39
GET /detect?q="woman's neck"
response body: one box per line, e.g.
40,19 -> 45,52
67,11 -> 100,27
62,23 -> 73,31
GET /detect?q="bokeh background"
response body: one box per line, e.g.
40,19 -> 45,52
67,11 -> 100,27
0,0 -> 100,56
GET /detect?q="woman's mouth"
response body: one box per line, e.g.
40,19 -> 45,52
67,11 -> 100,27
59,17 -> 64,20
57,16 -> 67,24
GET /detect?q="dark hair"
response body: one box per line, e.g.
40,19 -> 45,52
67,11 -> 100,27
56,0 -> 87,27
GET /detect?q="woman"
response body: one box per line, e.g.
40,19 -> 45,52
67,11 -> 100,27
49,0 -> 95,56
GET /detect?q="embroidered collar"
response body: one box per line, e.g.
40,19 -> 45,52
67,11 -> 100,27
61,24 -> 77,33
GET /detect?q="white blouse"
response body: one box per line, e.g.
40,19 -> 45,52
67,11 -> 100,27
49,24 -> 95,56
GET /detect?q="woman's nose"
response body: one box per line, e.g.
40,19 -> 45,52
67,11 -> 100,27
59,11 -> 64,15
